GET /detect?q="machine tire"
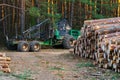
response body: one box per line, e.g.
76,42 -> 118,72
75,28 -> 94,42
17,41 -> 30,52
62,34 -> 75,49
30,41 -> 41,52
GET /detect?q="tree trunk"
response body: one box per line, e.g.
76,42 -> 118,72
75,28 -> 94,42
20,0 -> 25,35
70,0 -> 74,27
35,0 -> 40,23
2,0 -> 6,35
118,0 -> 120,16
48,0 -> 50,14
32,0 -> 35,6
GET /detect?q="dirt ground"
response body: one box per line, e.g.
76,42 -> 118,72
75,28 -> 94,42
0,49 -> 120,80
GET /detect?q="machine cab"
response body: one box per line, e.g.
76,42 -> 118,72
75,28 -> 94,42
57,19 -> 71,36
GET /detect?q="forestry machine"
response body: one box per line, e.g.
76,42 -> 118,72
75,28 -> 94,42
6,19 -> 80,52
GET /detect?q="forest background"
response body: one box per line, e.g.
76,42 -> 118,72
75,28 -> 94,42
0,0 -> 120,46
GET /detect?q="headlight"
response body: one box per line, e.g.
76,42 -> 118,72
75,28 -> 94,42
66,25 -> 71,30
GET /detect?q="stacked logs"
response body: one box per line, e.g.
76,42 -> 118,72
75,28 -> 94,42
0,53 -> 11,73
74,17 -> 120,72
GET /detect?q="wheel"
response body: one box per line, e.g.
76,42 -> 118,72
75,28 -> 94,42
17,41 -> 30,52
62,34 -> 75,49
30,41 -> 41,52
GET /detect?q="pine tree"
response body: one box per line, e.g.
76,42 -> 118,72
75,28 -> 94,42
79,0 -> 118,19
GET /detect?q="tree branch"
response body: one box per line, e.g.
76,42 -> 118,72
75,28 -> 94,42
0,3 -> 26,10
0,14 -> 12,22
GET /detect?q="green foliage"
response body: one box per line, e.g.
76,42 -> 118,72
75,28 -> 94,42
26,0 -> 118,29
91,11 -> 105,19
76,62 -> 94,68
27,2 -> 61,28
79,0 -> 94,5
79,0 -> 118,19
46,2 -> 62,28
28,7 -> 40,17
65,0 -> 75,2
12,70 -> 32,80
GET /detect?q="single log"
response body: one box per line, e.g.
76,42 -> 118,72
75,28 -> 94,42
113,56 -> 118,61
98,58 -> 106,63
100,32 -> 120,39
0,64 -> 9,68
92,23 -> 120,31
0,68 -> 11,73
98,63 -> 103,68
0,53 -> 6,57
0,57 -> 11,61
95,26 -> 120,35
0,61 -> 11,64
116,58 -> 120,63
84,17 -> 120,26
103,63 -> 109,69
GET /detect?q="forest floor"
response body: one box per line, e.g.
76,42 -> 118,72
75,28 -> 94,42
0,49 -> 120,80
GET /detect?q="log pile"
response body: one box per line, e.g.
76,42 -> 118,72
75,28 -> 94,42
74,17 -> 120,72
0,53 -> 11,73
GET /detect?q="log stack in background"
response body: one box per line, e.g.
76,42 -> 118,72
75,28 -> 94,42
74,17 -> 120,72
0,53 -> 11,73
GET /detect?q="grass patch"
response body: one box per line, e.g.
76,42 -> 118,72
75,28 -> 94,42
11,70 -> 33,80
91,78 -> 96,80
76,62 -> 94,68
111,73 -> 120,80
56,73 -> 63,77
49,66 -> 65,71
0,71 -> 32,80
0,71 -> 4,76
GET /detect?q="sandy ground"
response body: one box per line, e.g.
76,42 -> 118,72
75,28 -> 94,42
0,49 -> 119,80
